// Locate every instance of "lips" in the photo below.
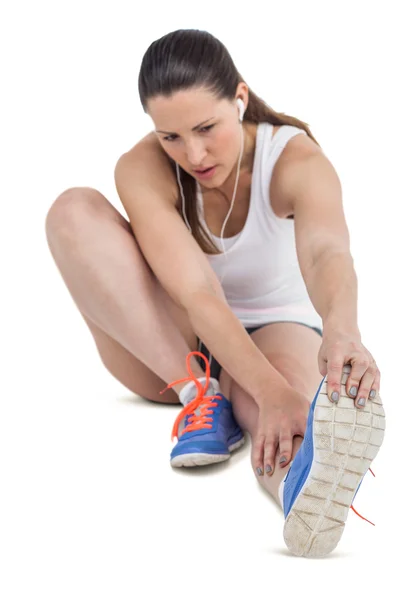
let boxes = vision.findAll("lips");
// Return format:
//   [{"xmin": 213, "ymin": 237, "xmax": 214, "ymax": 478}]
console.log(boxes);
[{"xmin": 194, "ymin": 166, "xmax": 215, "ymax": 173}]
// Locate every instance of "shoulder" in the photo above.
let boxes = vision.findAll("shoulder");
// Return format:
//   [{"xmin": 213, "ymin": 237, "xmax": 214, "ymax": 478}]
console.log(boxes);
[
  {"xmin": 119, "ymin": 132, "xmax": 179, "ymax": 208},
  {"xmin": 269, "ymin": 126, "xmax": 322, "ymax": 218},
  {"xmin": 123, "ymin": 130, "xmax": 173, "ymax": 170}
]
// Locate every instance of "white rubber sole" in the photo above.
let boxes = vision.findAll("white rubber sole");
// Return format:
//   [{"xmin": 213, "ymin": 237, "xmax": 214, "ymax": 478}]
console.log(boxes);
[
  {"xmin": 170, "ymin": 436, "xmax": 245, "ymax": 468},
  {"xmin": 283, "ymin": 365, "xmax": 385, "ymax": 558}
]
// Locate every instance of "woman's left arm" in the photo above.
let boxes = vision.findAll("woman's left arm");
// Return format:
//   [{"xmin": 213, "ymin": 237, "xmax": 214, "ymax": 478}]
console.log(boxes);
[
  {"xmin": 304, "ymin": 248, "xmax": 380, "ymax": 407},
  {"xmin": 277, "ymin": 139, "xmax": 380, "ymax": 407}
]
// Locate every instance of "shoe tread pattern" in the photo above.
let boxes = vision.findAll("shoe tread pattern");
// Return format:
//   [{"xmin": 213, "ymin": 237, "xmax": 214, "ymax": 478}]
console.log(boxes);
[{"xmin": 283, "ymin": 367, "xmax": 385, "ymax": 557}]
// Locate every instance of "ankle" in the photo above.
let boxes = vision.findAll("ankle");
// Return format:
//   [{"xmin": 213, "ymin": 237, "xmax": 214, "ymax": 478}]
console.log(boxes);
[{"xmin": 178, "ymin": 377, "xmax": 221, "ymax": 406}]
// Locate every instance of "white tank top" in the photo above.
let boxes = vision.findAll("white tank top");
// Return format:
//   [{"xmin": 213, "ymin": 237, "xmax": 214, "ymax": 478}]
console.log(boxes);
[{"xmin": 195, "ymin": 121, "xmax": 323, "ymax": 330}]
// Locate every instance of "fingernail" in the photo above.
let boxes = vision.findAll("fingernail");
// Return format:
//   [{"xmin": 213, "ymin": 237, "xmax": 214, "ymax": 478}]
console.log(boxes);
[
  {"xmin": 331, "ymin": 391, "xmax": 339, "ymax": 403},
  {"xmin": 358, "ymin": 397, "xmax": 366, "ymax": 407},
  {"xmin": 349, "ymin": 386, "xmax": 358, "ymax": 397},
  {"xmin": 256, "ymin": 467, "xmax": 263, "ymax": 476},
  {"xmin": 369, "ymin": 390, "xmax": 376, "ymax": 399},
  {"xmin": 279, "ymin": 456, "xmax": 286, "ymax": 464},
  {"xmin": 265, "ymin": 465, "xmax": 272, "ymax": 473}
]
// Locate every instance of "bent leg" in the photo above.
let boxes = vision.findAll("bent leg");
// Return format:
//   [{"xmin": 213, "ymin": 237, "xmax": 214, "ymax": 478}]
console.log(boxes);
[{"xmin": 45, "ymin": 186, "xmax": 205, "ymax": 403}]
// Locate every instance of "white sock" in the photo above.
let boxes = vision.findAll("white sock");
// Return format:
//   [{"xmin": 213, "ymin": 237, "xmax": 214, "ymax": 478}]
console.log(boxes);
[{"xmin": 178, "ymin": 377, "xmax": 221, "ymax": 406}]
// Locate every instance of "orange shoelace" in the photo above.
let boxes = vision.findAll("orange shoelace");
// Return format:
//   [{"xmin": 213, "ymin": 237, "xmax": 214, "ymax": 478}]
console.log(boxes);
[
  {"xmin": 159, "ymin": 351, "xmax": 221, "ymax": 441},
  {"xmin": 351, "ymin": 468, "xmax": 376, "ymax": 526},
  {"xmin": 160, "ymin": 350, "xmax": 376, "ymax": 525}
]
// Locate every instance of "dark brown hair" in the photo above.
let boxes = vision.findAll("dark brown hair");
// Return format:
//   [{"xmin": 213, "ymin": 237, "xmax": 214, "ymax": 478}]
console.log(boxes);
[{"xmin": 138, "ymin": 29, "xmax": 320, "ymax": 255}]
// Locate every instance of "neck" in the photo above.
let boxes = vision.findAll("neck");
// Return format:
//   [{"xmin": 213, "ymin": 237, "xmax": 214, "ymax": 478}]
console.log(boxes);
[
  {"xmin": 240, "ymin": 122, "xmax": 258, "ymax": 173},
  {"xmin": 214, "ymin": 122, "xmax": 257, "ymax": 201}
]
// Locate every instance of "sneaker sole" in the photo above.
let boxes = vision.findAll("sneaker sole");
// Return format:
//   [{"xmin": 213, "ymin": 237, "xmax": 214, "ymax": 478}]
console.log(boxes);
[
  {"xmin": 283, "ymin": 365, "xmax": 385, "ymax": 558},
  {"xmin": 170, "ymin": 436, "xmax": 245, "ymax": 468}
]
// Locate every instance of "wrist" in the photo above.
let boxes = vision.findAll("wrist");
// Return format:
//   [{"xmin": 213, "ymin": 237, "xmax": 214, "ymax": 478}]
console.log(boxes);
[
  {"xmin": 248, "ymin": 361, "xmax": 291, "ymax": 406},
  {"xmin": 323, "ymin": 315, "xmax": 361, "ymax": 338}
]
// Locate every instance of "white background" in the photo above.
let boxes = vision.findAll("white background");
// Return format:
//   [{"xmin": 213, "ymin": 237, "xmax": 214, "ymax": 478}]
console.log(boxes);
[{"xmin": 1, "ymin": 0, "xmax": 398, "ymax": 598}]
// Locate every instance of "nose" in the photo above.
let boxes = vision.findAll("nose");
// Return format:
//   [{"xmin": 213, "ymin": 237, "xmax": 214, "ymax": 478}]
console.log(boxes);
[{"xmin": 185, "ymin": 138, "xmax": 207, "ymax": 168}]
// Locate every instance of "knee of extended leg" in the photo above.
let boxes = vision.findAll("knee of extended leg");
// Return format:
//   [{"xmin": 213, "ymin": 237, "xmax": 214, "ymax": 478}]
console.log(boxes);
[{"xmin": 45, "ymin": 187, "xmax": 106, "ymax": 237}]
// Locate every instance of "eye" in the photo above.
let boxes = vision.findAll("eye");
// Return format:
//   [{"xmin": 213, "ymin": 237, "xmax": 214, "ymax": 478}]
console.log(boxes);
[
  {"xmin": 199, "ymin": 124, "xmax": 215, "ymax": 133},
  {"xmin": 163, "ymin": 134, "xmax": 177, "ymax": 142},
  {"xmin": 163, "ymin": 124, "xmax": 215, "ymax": 142}
]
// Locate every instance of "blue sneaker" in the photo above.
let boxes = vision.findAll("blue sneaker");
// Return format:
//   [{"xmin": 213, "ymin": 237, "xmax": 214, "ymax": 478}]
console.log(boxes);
[
  {"xmin": 281, "ymin": 364, "xmax": 385, "ymax": 557},
  {"xmin": 159, "ymin": 351, "xmax": 245, "ymax": 467}
]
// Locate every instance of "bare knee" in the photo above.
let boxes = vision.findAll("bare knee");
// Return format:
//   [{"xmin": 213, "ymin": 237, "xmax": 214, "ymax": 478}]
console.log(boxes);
[
  {"xmin": 45, "ymin": 187, "xmax": 129, "ymax": 242},
  {"xmin": 45, "ymin": 187, "xmax": 101, "ymax": 239}
]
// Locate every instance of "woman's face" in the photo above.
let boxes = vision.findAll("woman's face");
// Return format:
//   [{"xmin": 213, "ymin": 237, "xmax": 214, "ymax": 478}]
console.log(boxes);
[{"xmin": 147, "ymin": 87, "xmax": 243, "ymax": 188}]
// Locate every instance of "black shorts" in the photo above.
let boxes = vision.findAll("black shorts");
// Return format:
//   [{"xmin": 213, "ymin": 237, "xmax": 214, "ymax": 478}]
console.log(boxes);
[{"xmin": 196, "ymin": 321, "xmax": 323, "ymax": 381}]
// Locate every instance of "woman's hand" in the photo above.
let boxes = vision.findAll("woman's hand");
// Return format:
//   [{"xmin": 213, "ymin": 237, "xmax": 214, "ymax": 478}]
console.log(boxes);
[
  {"xmin": 317, "ymin": 326, "xmax": 381, "ymax": 408},
  {"xmin": 252, "ymin": 383, "xmax": 312, "ymax": 476}
]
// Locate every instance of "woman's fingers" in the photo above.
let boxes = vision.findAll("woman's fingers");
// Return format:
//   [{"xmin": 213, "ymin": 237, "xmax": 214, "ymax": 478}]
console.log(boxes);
[
  {"xmin": 252, "ymin": 431, "xmax": 266, "ymax": 476},
  {"xmin": 263, "ymin": 430, "xmax": 278, "ymax": 476},
  {"xmin": 278, "ymin": 427, "xmax": 293, "ymax": 469}
]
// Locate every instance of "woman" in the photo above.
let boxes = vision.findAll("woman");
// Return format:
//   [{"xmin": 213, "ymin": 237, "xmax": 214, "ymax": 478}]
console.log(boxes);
[{"xmin": 45, "ymin": 28, "xmax": 385, "ymax": 557}]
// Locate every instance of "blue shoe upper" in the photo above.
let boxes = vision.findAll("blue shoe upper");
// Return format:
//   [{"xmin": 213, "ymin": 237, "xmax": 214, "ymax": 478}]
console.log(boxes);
[
  {"xmin": 171, "ymin": 393, "xmax": 243, "ymax": 459},
  {"xmin": 282, "ymin": 376, "xmax": 369, "ymax": 518},
  {"xmin": 282, "ymin": 376, "xmax": 325, "ymax": 518}
]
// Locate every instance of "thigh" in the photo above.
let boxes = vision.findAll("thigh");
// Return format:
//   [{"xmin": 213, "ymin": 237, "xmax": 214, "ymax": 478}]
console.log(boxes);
[{"xmin": 219, "ymin": 322, "xmax": 323, "ymax": 401}]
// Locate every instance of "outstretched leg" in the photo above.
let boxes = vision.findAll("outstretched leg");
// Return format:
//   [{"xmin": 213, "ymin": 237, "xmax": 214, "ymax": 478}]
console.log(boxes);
[{"xmin": 218, "ymin": 321, "xmax": 323, "ymax": 507}]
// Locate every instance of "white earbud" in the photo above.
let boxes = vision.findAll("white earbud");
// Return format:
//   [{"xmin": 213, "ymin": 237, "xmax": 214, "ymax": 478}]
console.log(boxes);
[{"xmin": 236, "ymin": 98, "xmax": 245, "ymax": 122}]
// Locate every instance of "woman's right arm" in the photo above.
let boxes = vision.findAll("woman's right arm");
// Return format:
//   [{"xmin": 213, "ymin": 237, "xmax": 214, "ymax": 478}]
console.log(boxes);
[{"xmin": 114, "ymin": 145, "xmax": 289, "ymax": 404}]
